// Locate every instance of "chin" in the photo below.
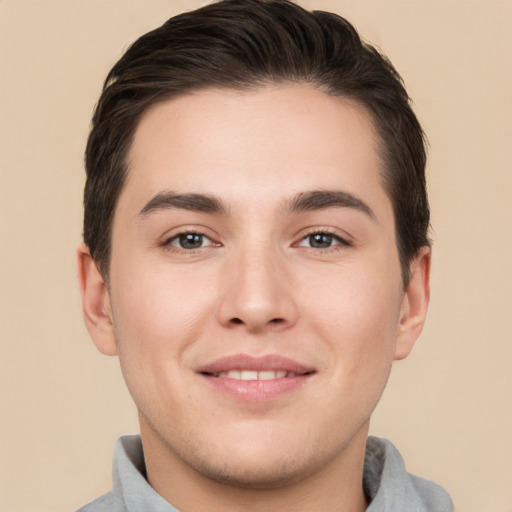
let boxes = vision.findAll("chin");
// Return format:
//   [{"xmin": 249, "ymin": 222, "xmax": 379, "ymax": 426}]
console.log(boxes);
[
  {"xmin": 191, "ymin": 451, "xmax": 316, "ymax": 490},
  {"xmin": 180, "ymin": 424, "xmax": 353, "ymax": 491}
]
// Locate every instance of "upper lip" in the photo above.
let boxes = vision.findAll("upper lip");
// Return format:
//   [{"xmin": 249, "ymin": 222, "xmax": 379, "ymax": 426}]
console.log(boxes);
[{"xmin": 198, "ymin": 354, "xmax": 315, "ymax": 376}]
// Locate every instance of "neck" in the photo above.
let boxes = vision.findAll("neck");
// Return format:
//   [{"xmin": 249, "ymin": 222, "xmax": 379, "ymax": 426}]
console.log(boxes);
[{"xmin": 140, "ymin": 416, "xmax": 369, "ymax": 512}]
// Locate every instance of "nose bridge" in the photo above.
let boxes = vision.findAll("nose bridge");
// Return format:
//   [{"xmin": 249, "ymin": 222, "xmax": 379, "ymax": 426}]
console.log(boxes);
[{"xmin": 217, "ymin": 236, "xmax": 298, "ymax": 331}]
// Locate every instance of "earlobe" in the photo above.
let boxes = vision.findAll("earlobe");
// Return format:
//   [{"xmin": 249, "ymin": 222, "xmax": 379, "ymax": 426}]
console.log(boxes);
[
  {"xmin": 394, "ymin": 246, "xmax": 431, "ymax": 361},
  {"xmin": 77, "ymin": 244, "xmax": 118, "ymax": 356}
]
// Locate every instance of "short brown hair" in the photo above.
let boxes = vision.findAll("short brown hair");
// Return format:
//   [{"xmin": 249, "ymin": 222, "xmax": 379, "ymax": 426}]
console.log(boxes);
[{"xmin": 84, "ymin": 0, "xmax": 429, "ymax": 285}]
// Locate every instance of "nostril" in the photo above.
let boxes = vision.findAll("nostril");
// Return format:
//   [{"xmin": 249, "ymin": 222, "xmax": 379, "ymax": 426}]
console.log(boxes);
[{"xmin": 228, "ymin": 317, "xmax": 284, "ymax": 326}]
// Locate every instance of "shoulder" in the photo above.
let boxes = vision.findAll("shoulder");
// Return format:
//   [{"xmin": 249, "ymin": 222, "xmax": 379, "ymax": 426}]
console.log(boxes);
[
  {"xmin": 408, "ymin": 473, "xmax": 455, "ymax": 512},
  {"xmin": 365, "ymin": 436, "xmax": 454, "ymax": 512},
  {"xmin": 76, "ymin": 491, "xmax": 125, "ymax": 512}
]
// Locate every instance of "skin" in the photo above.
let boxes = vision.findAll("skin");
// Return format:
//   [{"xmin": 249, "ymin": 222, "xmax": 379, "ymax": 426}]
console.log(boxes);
[{"xmin": 78, "ymin": 85, "xmax": 430, "ymax": 512}]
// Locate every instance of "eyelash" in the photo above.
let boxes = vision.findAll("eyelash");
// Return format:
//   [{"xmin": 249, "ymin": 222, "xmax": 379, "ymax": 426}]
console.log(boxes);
[
  {"xmin": 160, "ymin": 228, "xmax": 352, "ymax": 254},
  {"xmin": 161, "ymin": 230, "xmax": 218, "ymax": 253},
  {"xmin": 296, "ymin": 228, "xmax": 351, "ymax": 252}
]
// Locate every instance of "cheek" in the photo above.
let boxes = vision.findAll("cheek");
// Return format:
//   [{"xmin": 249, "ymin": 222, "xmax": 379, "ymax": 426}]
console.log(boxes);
[
  {"xmin": 112, "ymin": 261, "xmax": 216, "ymax": 340},
  {"xmin": 109, "ymin": 266, "xmax": 217, "ymax": 391},
  {"xmin": 305, "ymin": 265, "xmax": 402, "ymax": 379}
]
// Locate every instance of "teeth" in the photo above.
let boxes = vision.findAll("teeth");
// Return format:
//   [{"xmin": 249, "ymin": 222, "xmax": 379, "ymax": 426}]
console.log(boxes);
[
  {"xmin": 216, "ymin": 370, "xmax": 291, "ymax": 380},
  {"xmin": 241, "ymin": 370, "xmax": 258, "ymax": 380},
  {"xmin": 258, "ymin": 371, "xmax": 277, "ymax": 380}
]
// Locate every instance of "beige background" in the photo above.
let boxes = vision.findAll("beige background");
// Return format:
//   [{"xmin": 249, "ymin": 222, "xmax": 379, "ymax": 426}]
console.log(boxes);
[{"xmin": 1, "ymin": 1, "xmax": 511, "ymax": 511}]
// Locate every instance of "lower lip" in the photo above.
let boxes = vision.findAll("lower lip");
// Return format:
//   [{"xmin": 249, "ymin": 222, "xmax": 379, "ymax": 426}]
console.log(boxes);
[{"xmin": 200, "ymin": 374, "xmax": 312, "ymax": 402}]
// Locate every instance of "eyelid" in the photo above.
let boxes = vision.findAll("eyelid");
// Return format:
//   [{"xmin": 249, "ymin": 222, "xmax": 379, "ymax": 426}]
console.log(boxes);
[
  {"xmin": 169, "ymin": 233, "xmax": 213, "ymax": 248},
  {"xmin": 158, "ymin": 225, "xmax": 352, "ymax": 253},
  {"xmin": 159, "ymin": 226, "xmax": 222, "ymax": 252},
  {"xmin": 295, "ymin": 226, "xmax": 352, "ymax": 244}
]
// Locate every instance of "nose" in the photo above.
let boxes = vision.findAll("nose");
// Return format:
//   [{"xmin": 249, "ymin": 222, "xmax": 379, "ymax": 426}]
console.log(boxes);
[{"xmin": 217, "ymin": 243, "xmax": 299, "ymax": 333}]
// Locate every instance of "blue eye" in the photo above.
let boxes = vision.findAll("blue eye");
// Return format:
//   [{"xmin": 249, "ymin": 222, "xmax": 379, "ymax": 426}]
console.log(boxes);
[
  {"xmin": 169, "ymin": 233, "xmax": 213, "ymax": 250},
  {"xmin": 298, "ymin": 232, "xmax": 348, "ymax": 249}
]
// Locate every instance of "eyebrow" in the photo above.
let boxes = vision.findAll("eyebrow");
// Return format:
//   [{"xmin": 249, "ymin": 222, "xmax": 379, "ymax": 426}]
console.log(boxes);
[
  {"xmin": 287, "ymin": 190, "xmax": 375, "ymax": 219},
  {"xmin": 138, "ymin": 192, "xmax": 228, "ymax": 217},
  {"xmin": 138, "ymin": 189, "xmax": 375, "ymax": 220}
]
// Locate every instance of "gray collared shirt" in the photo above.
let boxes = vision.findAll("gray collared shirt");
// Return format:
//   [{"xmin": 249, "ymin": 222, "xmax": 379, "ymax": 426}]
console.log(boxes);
[{"xmin": 77, "ymin": 435, "xmax": 453, "ymax": 511}]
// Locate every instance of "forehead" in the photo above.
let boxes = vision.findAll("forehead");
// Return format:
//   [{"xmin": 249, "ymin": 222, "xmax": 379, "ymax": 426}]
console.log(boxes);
[{"xmin": 121, "ymin": 85, "xmax": 390, "ymax": 219}]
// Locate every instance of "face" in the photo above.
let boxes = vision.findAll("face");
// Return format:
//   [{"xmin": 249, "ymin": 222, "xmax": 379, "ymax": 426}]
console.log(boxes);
[{"xmin": 80, "ymin": 85, "xmax": 429, "ymax": 491}]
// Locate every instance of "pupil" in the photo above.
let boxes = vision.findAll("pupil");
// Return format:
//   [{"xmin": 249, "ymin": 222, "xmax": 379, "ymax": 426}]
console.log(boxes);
[
  {"xmin": 310, "ymin": 233, "xmax": 332, "ymax": 248},
  {"xmin": 180, "ymin": 233, "xmax": 203, "ymax": 249}
]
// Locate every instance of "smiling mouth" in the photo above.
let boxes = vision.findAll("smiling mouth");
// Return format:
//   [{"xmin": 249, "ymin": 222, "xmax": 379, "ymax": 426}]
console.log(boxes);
[
  {"xmin": 198, "ymin": 354, "xmax": 316, "ymax": 402},
  {"xmin": 199, "ymin": 356, "xmax": 315, "ymax": 401},
  {"xmin": 203, "ymin": 370, "xmax": 310, "ymax": 380}
]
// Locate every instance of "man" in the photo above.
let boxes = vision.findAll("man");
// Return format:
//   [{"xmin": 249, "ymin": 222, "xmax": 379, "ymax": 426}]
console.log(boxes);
[{"xmin": 77, "ymin": 0, "xmax": 453, "ymax": 510}]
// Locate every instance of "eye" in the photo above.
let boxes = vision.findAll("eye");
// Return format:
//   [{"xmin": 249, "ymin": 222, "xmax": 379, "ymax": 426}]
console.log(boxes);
[
  {"xmin": 297, "ymin": 232, "xmax": 349, "ymax": 249},
  {"xmin": 167, "ymin": 232, "xmax": 213, "ymax": 250}
]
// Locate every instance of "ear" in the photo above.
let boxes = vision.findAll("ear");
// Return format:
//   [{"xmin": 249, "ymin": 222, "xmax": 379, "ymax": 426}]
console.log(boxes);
[
  {"xmin": 77, "ymin": 243, "xmax": 117, "ymax": 356},
  {"xmin": 394, "ymin": 246, "xmax": 431, "ymax": 361}
]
